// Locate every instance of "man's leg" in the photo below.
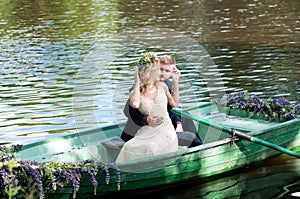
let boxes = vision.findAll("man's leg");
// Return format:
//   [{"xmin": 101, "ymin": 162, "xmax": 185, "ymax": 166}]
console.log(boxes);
[
  {"xmin": 176, "ymin": 131, "xmax": 202, "ymax": 148},
  {"xmin": 181, "ymin": 117, "xmax": 203, "ymax": 142}
]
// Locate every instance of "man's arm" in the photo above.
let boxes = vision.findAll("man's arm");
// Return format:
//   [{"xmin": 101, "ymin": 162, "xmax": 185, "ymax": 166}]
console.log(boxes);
[
  {"xmin": 124, "ymin": 99, "xmax": 147, "ymax": 126},
  {"xmin": 167, "ymin": 104, "xmax": 181, "ymax": 125}
]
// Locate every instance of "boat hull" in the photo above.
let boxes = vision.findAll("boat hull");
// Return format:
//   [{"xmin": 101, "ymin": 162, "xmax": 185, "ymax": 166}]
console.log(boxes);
[{"xmin": 14, "ymin": 103, "xmax": 300, "ymax": 198}]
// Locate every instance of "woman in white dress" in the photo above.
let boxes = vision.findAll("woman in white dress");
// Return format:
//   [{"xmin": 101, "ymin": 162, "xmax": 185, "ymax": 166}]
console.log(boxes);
[{"xmin": 116, "ymin": 52, "xmax": 180, "ymax": 163}]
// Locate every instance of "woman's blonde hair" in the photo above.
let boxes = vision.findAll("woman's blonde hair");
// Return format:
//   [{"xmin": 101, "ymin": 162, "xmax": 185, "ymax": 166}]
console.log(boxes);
[{"xmin": 139, "ymin": 58, "xmax": 160, "ymax": 94}]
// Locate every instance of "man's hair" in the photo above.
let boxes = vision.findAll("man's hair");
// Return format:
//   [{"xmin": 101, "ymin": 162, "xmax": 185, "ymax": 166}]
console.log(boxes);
[{"xmin": 160, "ymin": 55, "xmax": 176, "ymax": 65}]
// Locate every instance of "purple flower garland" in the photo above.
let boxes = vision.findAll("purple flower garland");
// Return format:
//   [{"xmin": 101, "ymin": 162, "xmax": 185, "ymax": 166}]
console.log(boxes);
[
  {"xmin": 215, "ymin": 91, "xmax": 300, "ymax": 121},
  {"xmin": 0, "ymin": 145, "xmax": 121, "ymax": 199}
]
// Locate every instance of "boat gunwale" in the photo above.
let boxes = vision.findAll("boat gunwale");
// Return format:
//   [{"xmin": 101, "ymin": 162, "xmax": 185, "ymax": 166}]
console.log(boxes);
[
  {"xmin": 15, "ymin": 114, "xmax": 299, "ymax": 166},
  {"xmin": 15, "ymin": 123, "xmax": 125, "ymax": 151}
]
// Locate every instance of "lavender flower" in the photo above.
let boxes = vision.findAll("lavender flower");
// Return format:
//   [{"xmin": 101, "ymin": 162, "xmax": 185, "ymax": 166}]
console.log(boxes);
[
  {"xmin": 0, "ymin": 145, "xmax": 122, "ymax": 198},
  {"xmin": 215, "ymin": 91, "xmax": 299, "ymax": 121},
  {"xmin": 101, "ymin": 166, "xmax": 110, "ymax": 184},
  {"xmin": 107, "ymin": 163, "xmax": 121, "ymax": 191}
]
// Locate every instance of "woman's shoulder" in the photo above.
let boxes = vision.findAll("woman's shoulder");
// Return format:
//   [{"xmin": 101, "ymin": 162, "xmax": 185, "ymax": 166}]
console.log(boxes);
[
  {"xmin": 158, "ymin": 81, "xmax": 167, "ymax": 87},
  {"xmin": 158, "ymin": 82, "xmax": 167, "ymax": 89},
  {"xmin": 158, "ymin": 82, "xmax": 169, "ymax": 93}
]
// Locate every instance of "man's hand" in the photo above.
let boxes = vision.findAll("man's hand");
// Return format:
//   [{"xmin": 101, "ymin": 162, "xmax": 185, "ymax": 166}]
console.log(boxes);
[{"xmin": 147, "ymin": 115, "xmax": 164, "ymax": 127}]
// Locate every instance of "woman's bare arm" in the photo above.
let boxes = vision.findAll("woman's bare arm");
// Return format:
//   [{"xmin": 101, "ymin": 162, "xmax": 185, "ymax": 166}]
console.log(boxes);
[
  {"xmin": 162, "ymin": 83, "xmax": 178, "ymax": 107},
  {"xmin": 129, "ymin": 67, "xmax": 141, "ymax": 108},
  {"xmin": 171, "ymin": 66, "xmax": 180, "ymax": 106}
]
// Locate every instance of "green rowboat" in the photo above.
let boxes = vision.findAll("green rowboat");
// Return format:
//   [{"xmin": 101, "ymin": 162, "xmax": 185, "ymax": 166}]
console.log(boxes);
[{"xmin": 14, "ymin": 102, "xmax": 300, "ymax": 198}]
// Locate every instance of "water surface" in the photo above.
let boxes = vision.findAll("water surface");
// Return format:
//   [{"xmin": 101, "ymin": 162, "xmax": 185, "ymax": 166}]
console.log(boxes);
[{"xmin": 0, "ymin": 0, "xmax": 299, "ymax": 197}]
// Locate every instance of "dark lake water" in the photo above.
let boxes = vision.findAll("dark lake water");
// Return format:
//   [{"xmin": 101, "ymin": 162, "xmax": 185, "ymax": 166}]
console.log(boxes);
[{"xmin": 1, "ymin": 0, "xmax": 299, "ymax": 198}]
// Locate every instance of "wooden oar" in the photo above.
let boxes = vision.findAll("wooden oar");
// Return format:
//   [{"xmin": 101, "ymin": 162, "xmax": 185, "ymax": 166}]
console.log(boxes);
[{"xmin": 173, "ymin": 108, "xmax": 300, "ymax": 158}]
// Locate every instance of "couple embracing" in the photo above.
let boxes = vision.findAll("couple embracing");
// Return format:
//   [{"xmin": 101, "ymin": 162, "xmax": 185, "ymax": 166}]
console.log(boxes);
[{"xmin": 116, "ymin": 52, "xmax": 202, "ymax": 163}]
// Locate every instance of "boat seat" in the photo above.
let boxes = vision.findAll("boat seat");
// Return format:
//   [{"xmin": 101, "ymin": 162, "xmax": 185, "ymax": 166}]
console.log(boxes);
[{"xmin": 101, "ymin": 137, "xmax": 125, "ymax": 150}]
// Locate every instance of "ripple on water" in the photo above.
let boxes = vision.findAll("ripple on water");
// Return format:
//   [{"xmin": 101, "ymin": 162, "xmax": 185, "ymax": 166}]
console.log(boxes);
[{"xmin": 0, "ymin": 0, "xmax": 299, "ymax": 145}]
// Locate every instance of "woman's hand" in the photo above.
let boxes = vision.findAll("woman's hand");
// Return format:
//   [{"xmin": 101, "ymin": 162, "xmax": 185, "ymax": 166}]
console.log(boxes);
[
  {"xmin": 172, "ymin": 66, "xmax": 180, "ymax": 82},
  {"xmin": 175, "ymin": 123, "xmax": 183, "ymax": 132}
]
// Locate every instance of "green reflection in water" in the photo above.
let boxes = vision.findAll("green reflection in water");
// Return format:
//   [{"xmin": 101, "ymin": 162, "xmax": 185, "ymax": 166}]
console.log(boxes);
[{"xmin": 0, "ymin": 0, "xmax": 120, "ymax": 39}]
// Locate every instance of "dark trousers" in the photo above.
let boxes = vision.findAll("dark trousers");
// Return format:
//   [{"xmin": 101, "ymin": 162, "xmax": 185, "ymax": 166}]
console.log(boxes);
[{"xmin": 177, "ymin": 131, "xmax": 202, "ymax": 147}]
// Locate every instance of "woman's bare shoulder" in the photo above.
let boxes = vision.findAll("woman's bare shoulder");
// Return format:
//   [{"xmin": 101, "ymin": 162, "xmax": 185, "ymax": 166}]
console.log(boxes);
[
  {"xmin": 158, "ymin": 81, "xmax": 167, "ymax": 88},
  {"xmin": 158, "ymin": 82, "xmax": 169, "ymax": 94}
]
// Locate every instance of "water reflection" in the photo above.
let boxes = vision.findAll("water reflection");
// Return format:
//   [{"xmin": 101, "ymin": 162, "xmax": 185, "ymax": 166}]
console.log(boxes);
[
  {"xmin": 208, "ymin": 44, "xmax": 300, "ymax": 102},
  {"xmin": 72, "ymin": 27, "xmax": 223, "ymax": 131},
  {"xmin": 0, "ymin": 0, "xmax": 299, "ymax": 198},
  {"xmin": 0, "ymin": 0, "xmax": 121, "ymax": 144},
  {"xmin": 0, "ymin": 0, "xmax": 299, "ymax": 145}
]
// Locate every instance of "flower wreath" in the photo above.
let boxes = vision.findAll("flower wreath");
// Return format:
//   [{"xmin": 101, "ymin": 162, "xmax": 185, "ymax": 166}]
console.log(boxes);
[{"xmin": 137, "ymin": 51, "xmax": 158, "ymax": 71}]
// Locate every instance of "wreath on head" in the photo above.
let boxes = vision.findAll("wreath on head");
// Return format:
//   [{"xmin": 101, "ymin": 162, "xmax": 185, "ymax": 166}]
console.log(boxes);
[{"xmin": 137, "ymin": 51, "xmax": 158, "ymax": 70}]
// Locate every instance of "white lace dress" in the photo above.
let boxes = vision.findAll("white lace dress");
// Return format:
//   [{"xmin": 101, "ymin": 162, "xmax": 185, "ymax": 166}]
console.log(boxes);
[{"xmin": 116, "ymin": 84, "xmax": 178, "ymax": 163}]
